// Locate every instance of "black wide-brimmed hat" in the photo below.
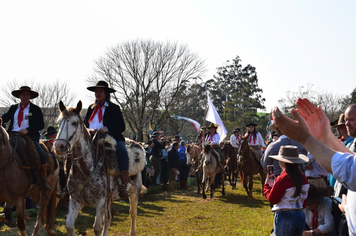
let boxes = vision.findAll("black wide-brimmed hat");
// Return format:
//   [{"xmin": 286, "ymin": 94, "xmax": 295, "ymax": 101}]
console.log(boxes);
[
  {"xmin": 12, "ymin": 86, "xmax": 39, "ymax": 99},
  {"xmin": 233, "ymin": 128, "xmax": 241, "ymax": 133},
  {"xmin": 199, "ymin": 126, "xmax": 207, "ymax": 132},
  {"xmin": 43, "ymin": 126, "xmax": 58, "ymax": 137},
  {"xmin": 87, "ymin": 81, "xmax": 116, "ymax": 93},
  {"xmin": 246, "ymin": 122, "xmax": 258, "ymax": 127},
  {"xmin": 307, "ymin": 185, "xmax": 327, "ymax": 206}
]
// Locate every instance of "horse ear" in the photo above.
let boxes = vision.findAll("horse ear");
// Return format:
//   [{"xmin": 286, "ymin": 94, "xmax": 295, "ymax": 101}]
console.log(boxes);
[
  {"xmin": 73, "ymin": 101, "xmax": 82, "ymax": 114},
  {"xmin": 59, "ymin": 100, "xmax": 66, "ymax": 112}
]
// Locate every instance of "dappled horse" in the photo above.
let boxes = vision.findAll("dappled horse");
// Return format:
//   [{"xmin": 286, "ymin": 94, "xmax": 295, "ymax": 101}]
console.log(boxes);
[
  {"xmin": 223, "ymin": 141, "xmax": 239, "ymax": 189},
  {"xmin": 186, "ymin": 144, "xmax": 202, "ymax": 194},
  {"xmin": 238, "ymin": 135, "xmax": 266, "ymax": 198},
  {"xmin": 54, "ymin": 101, "xmax": 146, "ymax": 236},
  {"xmin": 201, "ymin": 143, "xmax": 225, "ymax": 199},
  {"xmin": 0, "ymin": 118, "xmax": 59, "ymax": 236}
]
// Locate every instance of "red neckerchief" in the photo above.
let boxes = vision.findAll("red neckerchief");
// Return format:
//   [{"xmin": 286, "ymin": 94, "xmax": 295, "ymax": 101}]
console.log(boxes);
[
  {"xmin": 18, "ymin": 102, "xmax": 29, "ymax": 127},
  {"xmin": 88, "ymin": 103, "xmax": 103, "ymax": 124},
  {"xmin": 249, "ymin": 132, "xmax": 256, "ymax": 144},
  {"xmin": 311, "ymin": 209, "xmax": 318, "ymax": 229},
  {"xmin": 208, "ymin": 133, "xmax": 215, "ymax": 141}
]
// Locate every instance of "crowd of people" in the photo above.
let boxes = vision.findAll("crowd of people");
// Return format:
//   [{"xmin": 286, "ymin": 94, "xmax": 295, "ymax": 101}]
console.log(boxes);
[{"xmin": 1, "ymin": 82, "xmax": 356, "ymax": 236}]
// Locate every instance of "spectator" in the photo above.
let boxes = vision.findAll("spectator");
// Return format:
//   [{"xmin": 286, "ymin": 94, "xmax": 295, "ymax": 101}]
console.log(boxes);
[
  {"xmin": 168, "ymin": 142, "xmax": 180, "ymax": 192},
  {"xmin": 303, "ymin": 185, "xmax": 336, "ymax": 236},
  {"xmin": 264, "ymin": 145, "xmax": 309, "ymax": 236},
  {"xmin": 178, "ymin": 141, "xmax": 189, "ymax": 189}
]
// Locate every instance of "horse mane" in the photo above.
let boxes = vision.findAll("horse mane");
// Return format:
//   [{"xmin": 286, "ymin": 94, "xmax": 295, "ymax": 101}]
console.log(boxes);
[{"xmin": 204, "ymin": 144, "xmax": 212, "ymax": 154}]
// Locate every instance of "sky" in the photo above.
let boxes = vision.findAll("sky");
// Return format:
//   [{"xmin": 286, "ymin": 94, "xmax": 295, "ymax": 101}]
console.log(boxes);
[{"xmin": 1, "ymin": 0, "xmax": 355, "ymax": 112}]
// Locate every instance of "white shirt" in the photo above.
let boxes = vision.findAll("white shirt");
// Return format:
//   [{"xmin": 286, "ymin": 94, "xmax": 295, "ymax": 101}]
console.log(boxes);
[
  {"xmin": 205, "ymin": 132, "xmax": 220, "ymax": 145},
  {"xmin": 12, "ymin": 103, "xmax": 30, "ymax": 131},
  {"xmin": 88, "ymin": 101, "xmax": 108, "ymax": 130},
  {"xmin": 230, "ymin": 134, "xmax": 241, "ymax": 148},
  {"xmin": 246, "ymin": 132, "xmax": 266, "ymax": 148}
]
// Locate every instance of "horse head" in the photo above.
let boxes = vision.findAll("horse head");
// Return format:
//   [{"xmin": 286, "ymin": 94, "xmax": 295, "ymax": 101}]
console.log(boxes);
[
  {"xmin": 238, "ymin": 135, "xmax": 251, "ymax": 162},
  {"xmin": 202, "ymin": 142, "xmax": 213, "ymax": 165},
  {"xmin": 54, "ymin": 100, "xmax": 85, "ymax": 155}
]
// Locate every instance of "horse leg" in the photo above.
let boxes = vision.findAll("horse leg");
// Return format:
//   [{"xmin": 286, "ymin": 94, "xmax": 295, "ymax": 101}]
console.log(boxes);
[
  {"xmin": 248, "ymin": 174, "xmax": 254, "ymax": 198},
  {"xmin": 66, "ymin": 200, "xmax": 83, "ymax": 236},
  {"xmin": 210, "ymin": 174, "xmax": 215, "ymax": 198},
  {"xmin": 93, "ymin": 202, "xmax": 106, "ymax": 236},
  {"xmin": 32, "ymin": 190, "xmax": 50, "ymax": 236},
  {"xmin": 221, "ymin": 172, "xmax": 225, "ymax": 197},
  {"xmin": 128, "ymin": 173, "xmax": 142, "ymax": 236},
  {"xmin": 260, "ymin": 169, "xmax": 266, "ymax": 196},
  {"xmin": 195, "ymin": 172, "xmax": 200, "ymax": 194},
  {"xmin": 201, "ymin": 172, "xmax": 207, "ymax": 199},
  {"xmin": 14, "ymin": 199, "xmax": 27, "ymax": 236}
]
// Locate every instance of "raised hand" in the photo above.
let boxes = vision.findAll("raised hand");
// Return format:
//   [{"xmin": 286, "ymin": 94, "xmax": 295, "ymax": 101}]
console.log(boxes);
[
  {"xmin": 295, "ymin": 98, "xmax": 333, "ymax": 142},
  {"xmin": 272, "ymin": 106, "xmax": 311, "ymax": 145}
]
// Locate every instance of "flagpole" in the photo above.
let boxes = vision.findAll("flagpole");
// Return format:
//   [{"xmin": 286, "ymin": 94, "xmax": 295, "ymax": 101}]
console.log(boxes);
[{"xmin": 204, "ymin": 82, "xmax": 208, "ymax": 128}]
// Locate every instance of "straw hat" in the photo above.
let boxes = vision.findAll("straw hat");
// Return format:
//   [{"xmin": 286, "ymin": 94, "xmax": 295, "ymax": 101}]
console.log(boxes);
[
  {"xmin": 12, "ymin": 86, "xmax": 39, "ymax": 99},
  {"xmin": 332, "ymin": 114, "xmax": 345, "ymax": 127},
  {"xmin": 269, "ymin": 123, "xmax": 277, "ymax": 132},
  {"xmin": 87, "ymin": 81, "xmax": 116, "ymax": 93},
  {"xmin": 269, "ymin": 145, "xmax": 308, "ymax": 164}
]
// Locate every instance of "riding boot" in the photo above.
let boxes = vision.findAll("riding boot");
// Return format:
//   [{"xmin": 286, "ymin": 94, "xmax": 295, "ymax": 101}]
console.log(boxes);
[
  {"xmin": 40, "ymin": 164, "xmax": 52, "ymax": 191},
  {"xmin": 4, "ymin": 208, "xmax": 15, "ymax": 224},
  {"xmin": 119, "ymin": 170, "xmax": 129, "ymax": 200},
  {"xmin": 169, "ymin": 181, "xmax": 174, "ymax": 192}
]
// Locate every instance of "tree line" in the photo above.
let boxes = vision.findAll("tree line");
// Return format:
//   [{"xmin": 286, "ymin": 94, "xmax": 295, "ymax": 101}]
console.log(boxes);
[{"xmin": 0, "ymin": 39, "xmax": 354, "ymax": 142}]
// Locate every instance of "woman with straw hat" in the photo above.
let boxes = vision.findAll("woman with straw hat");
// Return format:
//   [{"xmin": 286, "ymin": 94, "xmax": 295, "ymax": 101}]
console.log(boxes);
[
  {"xmin": 84, "ymin": 81, "xmax": 129, "ymax": 199},
  {"xmin": 263, "ymin": 145, "xmax": 310, "ymax": 236},
  {"xmin": 245, "ymin": 122, "xmax": 265, "ymax": 161}
]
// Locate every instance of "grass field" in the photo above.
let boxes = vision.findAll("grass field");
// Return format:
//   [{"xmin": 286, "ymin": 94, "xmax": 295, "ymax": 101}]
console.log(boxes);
[{"xmin": 0, "ymin": 176, "xmax": 274, "ymax": 235}]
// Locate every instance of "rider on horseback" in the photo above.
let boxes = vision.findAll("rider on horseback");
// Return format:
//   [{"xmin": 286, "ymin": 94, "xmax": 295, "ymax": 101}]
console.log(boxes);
[
  {"xmin": 1, "ymin": 86, "xmax": 51, "ymax": 190},
  {"xmin": 195, "ymin": 123, "xmax": 225, "ymax": 172},
  {"xmin": 84, "ymin": 81, "xmax": 130, "ymax": 200}
]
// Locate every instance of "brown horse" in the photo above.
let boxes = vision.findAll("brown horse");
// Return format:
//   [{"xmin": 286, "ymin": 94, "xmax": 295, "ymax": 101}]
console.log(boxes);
[
  {"xmin": 186, "ymin": 144, "xmax": 202, "ymax": 194},
  {"xmin": 223, "ymin": 141, "xmax": 239, "ymax": 189},
  {"xmin": 0, "ymin": 118, "xmax": 59, "ymax": 236},
  {"xmin": 238, "ymin": 135, "xmax": 266, "ymax": 198},
  {"xmin": 54, "ymin": 101, "xmax": 146, "ymax": 236}
]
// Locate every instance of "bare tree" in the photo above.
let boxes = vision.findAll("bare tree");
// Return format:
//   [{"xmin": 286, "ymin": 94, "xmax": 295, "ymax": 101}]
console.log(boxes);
[
  {"xmin": 89, "ymin": 39, "xmax": 206, "ymax": 141},
  {"xmin": 278, "ymin": 84, "xmax": 346, "ymax": 121},
  {"xmin": 0, "ymin": 80, "xmax": 76, "ymax": 129}
]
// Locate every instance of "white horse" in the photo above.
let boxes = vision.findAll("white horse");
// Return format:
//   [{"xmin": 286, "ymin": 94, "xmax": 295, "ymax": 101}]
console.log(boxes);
[
  {"xmin": 201, "ymin": 142, "xmax": 225, "ymax": 199},
  {"xmin": 54, "ymin": 101, "xmax": 145, "ymax": 236}
]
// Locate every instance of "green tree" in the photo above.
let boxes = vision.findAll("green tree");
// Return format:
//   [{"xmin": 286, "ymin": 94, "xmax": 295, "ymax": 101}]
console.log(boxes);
[{"xmin": 209, "ymin": 56, "xmax": 265, "ymax": 134}]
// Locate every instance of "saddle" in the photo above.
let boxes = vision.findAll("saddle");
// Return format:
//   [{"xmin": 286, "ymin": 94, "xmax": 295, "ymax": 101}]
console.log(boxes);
[{"xmin": 9, "ymin": 133, "xmax": 56, "ymax": 175}]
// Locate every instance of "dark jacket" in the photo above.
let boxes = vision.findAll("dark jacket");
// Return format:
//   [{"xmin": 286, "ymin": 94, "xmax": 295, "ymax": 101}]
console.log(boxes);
[
  {"xmin": 1, "ymin": 102, "xmax": 44, "ymax": 141},
  {"xmin": 84, "ymin": 101, "xmax": 125, "ymax": 141},
  {"xmin": 152, "ymin": 138, "xmax": 165, "ymax": 158},
  {"xmin": 167, "ymin": 147, "xmax": 180, "ymax": 170}
]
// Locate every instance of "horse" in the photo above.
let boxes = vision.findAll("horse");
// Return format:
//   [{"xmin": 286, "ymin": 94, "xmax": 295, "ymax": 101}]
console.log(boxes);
[
  {"xmin": 222, "ymin": 141, "xmax": 239, "ymax": 189},
  {"xmin": 238, "ymin": 135, "xmax": 266, "ymax": 198},
  {"xmin": 201, "ymin": 143, "xmax": 225, "ymax": 199},
  {"xmin": 185, "ymin": 144, "xmax": 202, "ymax": 194},
  {"xmin": 54, "ymin": 101, "xmax": 146, "ymax": 236},
  {"xmin": 0, "ymin": 118, "xmax": 59, "ymax": 236}
]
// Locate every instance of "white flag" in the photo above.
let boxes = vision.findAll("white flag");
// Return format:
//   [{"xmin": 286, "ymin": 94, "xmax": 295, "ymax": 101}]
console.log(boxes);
[{"xmin": 205, "ymin": 92, "xmax": 228, "ymax": 143}]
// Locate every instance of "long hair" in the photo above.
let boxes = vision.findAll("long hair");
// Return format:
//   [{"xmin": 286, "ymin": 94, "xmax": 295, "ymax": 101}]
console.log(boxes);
[
  {"xmin": 285, "ymin": 163, "xmax": 304, "ymax": 198},
  {"xmin": 247, "ymin": 126, "xmax": 257, "ymax": 140},
  {"xmin": 91, "ymin": 91, "xmax": 111, "ymax": 109}
]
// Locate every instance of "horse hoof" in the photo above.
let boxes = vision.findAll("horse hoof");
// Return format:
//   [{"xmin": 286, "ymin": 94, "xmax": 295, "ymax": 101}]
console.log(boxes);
[{"xmin": 203, "ymin": 195, "xmax": 207, "ymax": 199}]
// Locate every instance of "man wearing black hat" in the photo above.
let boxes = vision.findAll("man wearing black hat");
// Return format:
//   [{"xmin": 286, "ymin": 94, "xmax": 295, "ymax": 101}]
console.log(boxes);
[
  {"xmin": 84, "ymin": 80, "xmax": 129, "ymax": 199},
  {"xmin": 1, "ymin": 86, "xmax": 51, "ymax": 190}
]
